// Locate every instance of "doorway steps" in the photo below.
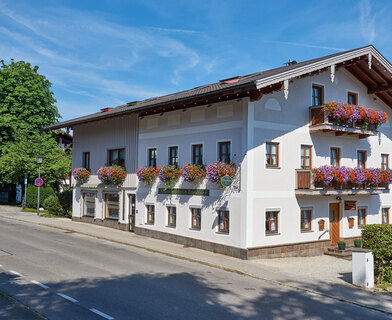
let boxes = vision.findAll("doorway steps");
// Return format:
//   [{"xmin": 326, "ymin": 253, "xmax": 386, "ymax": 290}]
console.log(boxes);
[{"xmin": 324, "ymin": 246, "xmax": 353, "ymax": 260}]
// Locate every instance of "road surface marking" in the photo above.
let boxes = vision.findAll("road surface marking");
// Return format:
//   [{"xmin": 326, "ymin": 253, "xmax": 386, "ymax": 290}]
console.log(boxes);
[
  {"xmin": 31, "ymin": 280, "xmax": 50, "ymax": 289},
  {"xmin": 90, "ymin": 308, "xmax": 114, "ymax": 320},
  {"xmin": 0, "ymin": 264, "xmax": 2, "ymax": 267},
  {"xmin": 9, "ymin": 270, "xmax": 23, "ymax": 277},
  {"xmin": 57, "ymin": 293, "xmax": 78, "ymax": 303}
]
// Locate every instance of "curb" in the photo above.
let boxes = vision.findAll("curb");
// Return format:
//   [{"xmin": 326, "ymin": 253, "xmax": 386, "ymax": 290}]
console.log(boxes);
[{"xmin": 2, "ymin": 214, "xmax": 392, "ymax": 316}]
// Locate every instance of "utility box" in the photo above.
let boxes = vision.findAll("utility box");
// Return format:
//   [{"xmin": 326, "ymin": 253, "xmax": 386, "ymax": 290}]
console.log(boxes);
[{"xmin": 352, "ymin": 250, "xmax": 374, "ymax": 288}]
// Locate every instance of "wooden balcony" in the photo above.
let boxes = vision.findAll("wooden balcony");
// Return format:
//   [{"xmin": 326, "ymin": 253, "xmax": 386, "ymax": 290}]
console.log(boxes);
[
  {"xmin": 295, "ymin": 169, "xmax": 389, "ymax": 196},
  {"xmin": 309, "ymin": 106, "xmax": 378, "ymax": 139}
]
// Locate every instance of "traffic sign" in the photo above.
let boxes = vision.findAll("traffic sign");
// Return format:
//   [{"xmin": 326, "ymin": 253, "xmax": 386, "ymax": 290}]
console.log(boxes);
[{"xmin": 34, "ymin": 178, "xmax": 43, "ymax": 187}]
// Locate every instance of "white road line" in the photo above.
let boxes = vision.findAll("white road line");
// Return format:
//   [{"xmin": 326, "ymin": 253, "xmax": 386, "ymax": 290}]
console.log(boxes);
[
  {"xmin": 89, "ymin": 308, "xmax": 114, "ymax": 320},
  {"xmin": 9, "ymin": 270, "xmax": 23, "ymax": 277},
  {"xmin": 57, "ymin": 293, "xmax": 78, "ymax": 303},
  {"xmin": 31, "ymin": 280, "xmax": 50, "ymax": 289},
  {"xmin": 0, "ymin": 264, "xmax": 2, "ymax": 267}
]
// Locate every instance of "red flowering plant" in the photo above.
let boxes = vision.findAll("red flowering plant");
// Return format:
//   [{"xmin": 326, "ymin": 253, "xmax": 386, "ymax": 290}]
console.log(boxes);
[
  {"xmin": 206, "ymin": 161, "xmax": 236, "ymax": 188},
  {"xmin": 379, "ymin": 169, "xmax": 392, "ymax": 185},
  {"xmin": 98, "ymin": 165, "xmax": 127, "ymax": 185},
  {"xmin": 364, "ymin": 168, "xmax": 380, "ymax": 188},
  {"xmin": 136, "ymin": 166, "xmax": 159, "ymax": 185},
  {"xmin": 72, "ymin": 168, "xmax": 90, "ymax": 184},
  {"xmin": 159, "ymin": 165, "xmax": 182, "ymax": 187},
  {"xmin": 322, "ymin": 102, "xmax": 388, "ymax": 130},
  {"xmin": 182, "ymin": 164, "xmax": 206, "ymax": 182}
]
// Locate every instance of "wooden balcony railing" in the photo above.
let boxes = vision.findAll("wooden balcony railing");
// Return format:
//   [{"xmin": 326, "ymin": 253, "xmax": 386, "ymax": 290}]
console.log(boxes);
[
  {"xmin": 295, "ymin": 169, "xmax": 389, "ymax": 196},
  {"xmin": 309, "ymin": 106, "xmax": 378, "ymax": 139}
]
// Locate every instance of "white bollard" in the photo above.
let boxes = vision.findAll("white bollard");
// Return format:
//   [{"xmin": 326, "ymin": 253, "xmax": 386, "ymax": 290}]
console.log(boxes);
[{"xmin": 352, "ymin": 250, "xmax": 374, "ymax": 288}]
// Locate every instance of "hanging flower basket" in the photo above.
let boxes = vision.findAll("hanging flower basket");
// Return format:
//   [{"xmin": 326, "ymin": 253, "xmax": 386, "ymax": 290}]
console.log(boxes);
[
  {"xmin": 136, "ymin": 166, "xmax": 159, "ymax": 185},
  {"xmin": 206, "ymin": 161, "xmax": 236, "ymax": 188},
  {"xmin": 98, "ymin": 165, "xmax": 127, "ymax": 185},
  {"xmin": 72, "ymin": 168, "xmax": 90, "ymax": 184},
  {"xmin": 182, "ymin": 164, "xmax": 206, "ymax": 182},
  {"xmin": 159, "ymin": 165, "xmax": 182, "ymax": 187}
]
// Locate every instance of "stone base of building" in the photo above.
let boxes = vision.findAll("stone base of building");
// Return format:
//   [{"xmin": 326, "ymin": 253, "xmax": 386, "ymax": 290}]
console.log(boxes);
[
  {"xmin": 134, "ymin": 227, "xmax": 332, "ymax": 259},
  {"xmin": 247, "ymin": 240, "xmax": 331, "ymax": 259},
  {"xmin": 72, "ymin": 216, "xmax": 129, "ymax": 231}
]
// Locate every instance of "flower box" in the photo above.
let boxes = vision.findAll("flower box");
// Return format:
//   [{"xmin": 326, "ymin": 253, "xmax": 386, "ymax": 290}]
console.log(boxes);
[
  {"xmin": 206, "ymin": 161, "xmax": 236, "ymax": 188},
  {"xmin": 182, "ymin": 164, "xmax": 206, "ymax": 183},
  {"xmin": 136, "ymin": 166, "xmax": 159, "ymax": 185},
  {"xmin": 159, "ymin": 165, "xmax": 182, "ymax": 187}
]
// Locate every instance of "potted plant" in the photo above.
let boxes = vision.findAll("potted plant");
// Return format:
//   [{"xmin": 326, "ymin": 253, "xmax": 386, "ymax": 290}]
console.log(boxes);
[
  {"xmin": 159, "ymin": 165, "xmax": 182, "ymax": 187},
  {"xmin": 206, "ymin": 161, "xmax": 236, "ymax": 188},
  {"xmin": 72, "ymin": 168, "xmax": 90, "ymax": 184},
  {"xmin": 337, "ymin": 240, "xmax": 346, "ymax": 250},
  {"xmin": 136, "ymin": 166, "xmax": 159, "ymax": 185},
  {"xmin": 354, "ymin": 238, "xmax": 362, "ymax": 248},
  {"xmin": 98, "ymin": 165, "xmax": 127, "ymax": 185},
  {"xmin": 182, "ymin": 164, "xmax": 206, "ymax": 183}
]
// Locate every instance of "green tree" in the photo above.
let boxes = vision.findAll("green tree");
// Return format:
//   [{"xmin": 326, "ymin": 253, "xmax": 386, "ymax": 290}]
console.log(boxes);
[
  {"xmin": 0, "ymin": 60, "xmax": 60, "ymax": 150},
  {"xmin": 0, "ymin": 133, "xmax": 71, "ymax": 191}
]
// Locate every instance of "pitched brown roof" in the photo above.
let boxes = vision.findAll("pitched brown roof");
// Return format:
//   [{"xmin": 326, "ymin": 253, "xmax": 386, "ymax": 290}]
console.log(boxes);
[{"xmin": 46, "ymin": 45, "xmax": 392, "ymax": 130}]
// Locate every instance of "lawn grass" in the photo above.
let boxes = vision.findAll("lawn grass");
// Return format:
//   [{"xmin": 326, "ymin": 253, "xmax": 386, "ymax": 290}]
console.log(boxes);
[{"xmin": 22, "ymin": 207, "xmax": 48, "ymax": 214}]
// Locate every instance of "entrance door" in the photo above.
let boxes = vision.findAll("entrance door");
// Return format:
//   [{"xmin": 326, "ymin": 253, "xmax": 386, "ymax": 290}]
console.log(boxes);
[
  {"xmin": 329, "ymin": 203, "xmax": 340, "ymax": 246},
  {"xmin": 129, "ymin": 194, "xmax": 136, "ymax": 232}
]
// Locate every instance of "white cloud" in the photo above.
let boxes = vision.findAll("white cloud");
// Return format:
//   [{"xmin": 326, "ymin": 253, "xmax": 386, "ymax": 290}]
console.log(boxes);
[{"xmin": 360, "ymin": 0, "xmax": 376, "ymax": 43}]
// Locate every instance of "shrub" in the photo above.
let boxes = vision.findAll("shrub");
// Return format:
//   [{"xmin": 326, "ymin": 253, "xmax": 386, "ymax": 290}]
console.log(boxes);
[
  {"xmin": 43, "ymin": 195, "xmax": 62, "ymax": 216},
  {"xmin": 26, "ymin": 185, "xmax": 55, "ymax": 209},
  {"xmin": 362, "ymin": 224, "xmax": 392, "ymax": 283},
  {"xmin": 58, "ymin": 189, "xmax": 72, "ymax": 215},
  {"xmin": 136, "ymin": 166, "xmax": 159, "ymax": 185}
]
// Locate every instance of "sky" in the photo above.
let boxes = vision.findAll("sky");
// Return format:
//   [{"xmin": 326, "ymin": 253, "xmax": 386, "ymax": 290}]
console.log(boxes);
[{"xmin": 1, "ymin": 0, "xmax": 392, "ymax": 121}]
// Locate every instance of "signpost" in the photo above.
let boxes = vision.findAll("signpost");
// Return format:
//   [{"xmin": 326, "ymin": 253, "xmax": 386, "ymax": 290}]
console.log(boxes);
[
  {"xmin": 36, "ymin": 155, "xmax": 43, "ymax": 216},
  {"xmin": 23, "ymin": 174, "xmax": 28, "ymax": 208}
]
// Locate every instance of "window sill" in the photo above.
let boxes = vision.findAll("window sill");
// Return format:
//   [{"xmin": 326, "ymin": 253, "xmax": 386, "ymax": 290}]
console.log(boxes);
[
  {"xmin": 145, "ymin": 222, "xmax": 154, "ymax": 225},
  {"xmin": 216, "ymin": 231, "xmax": 229, "ymax": 235},
  {"xmin": 189, "ymin": 227, "xmax": 201, "ymax": 231},
  {"xmin": 266, "ymin": 232, "xmax": 280, "ymax": 236},
  {"xmin": 300, "ymin": 230, "xmax": 314, "ymax": 234},
  {"xmin": 166, "ymin": 225, "xmax": 176, "ymax": 228},
  {"xmin": 265, "ymin": 166, "xmax": 281, "ymax": 169}
]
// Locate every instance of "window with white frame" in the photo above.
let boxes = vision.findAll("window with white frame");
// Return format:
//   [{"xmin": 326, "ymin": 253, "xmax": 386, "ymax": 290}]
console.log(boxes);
[
  {"xmin": 105, "ymin": 193, "xmax": 119, "ymax": 219},
  {"xmin": 146, "ymin": 205, "xmax": 155, "ymax": 224},
  {"xmin": 167, "ymin": 206, "xmax": 176, "ymax": 227},
  {"xmin": 358, "ymin": 207, "xmax": 367, "ymax": 227},
  {"xmin": 82, "ymin": 192, "xmax": 95, "ymax": 217},
  {"xmin": 217, "ymin": 209, "xmax": 229, "ymax": 233},
  {"xmin": 191, "ymin": 208, "xmax": 201, "ymax": 230},
  {"xmin": 266, "ymin": 210, "xmax": 279, "ymax": 234},
  {"xmin": 382, "ymin": 207, "xmax": 390, "ymax": 224},
  {"xmin": 300, "ymin": 208, "xmax": 312, "ymax": 232}
]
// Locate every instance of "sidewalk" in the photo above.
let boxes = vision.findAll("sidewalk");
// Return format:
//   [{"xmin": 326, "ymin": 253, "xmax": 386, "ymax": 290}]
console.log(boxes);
[
  {"xmin": 1, "ymin": 205, "xmax": 392, "ymax": 315},
  {"xmin": 0, "ymin": 290, "xmax": 43, "ymax": 319}
]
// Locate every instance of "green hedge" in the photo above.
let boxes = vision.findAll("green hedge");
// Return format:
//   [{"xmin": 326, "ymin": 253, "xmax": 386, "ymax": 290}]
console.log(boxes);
[
  {"xmin": 362, "ymin": 224, "xmax": 392, "ymax": 283},
  {"xmin": 58, "ymin": 189, "xmax": 72, "ymax": 214},
  {"xmin": 26, "ymin": 185, "xmax": 55, "ymax": 209},
  {"xmin": 43, "ymin": 195, "xmax": 62, "ymax": 216}
]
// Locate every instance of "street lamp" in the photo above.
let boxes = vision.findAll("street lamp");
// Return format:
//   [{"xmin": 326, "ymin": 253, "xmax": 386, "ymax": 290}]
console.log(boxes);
[{"xmin": 36, "ymin": 155, "xmax": 43, "ymax": 216}]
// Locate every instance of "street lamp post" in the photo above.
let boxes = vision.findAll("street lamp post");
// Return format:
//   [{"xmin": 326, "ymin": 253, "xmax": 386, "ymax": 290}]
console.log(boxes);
[{"xmin": 36, "ymin": 155, "xmax": 43, "ymax": 216}]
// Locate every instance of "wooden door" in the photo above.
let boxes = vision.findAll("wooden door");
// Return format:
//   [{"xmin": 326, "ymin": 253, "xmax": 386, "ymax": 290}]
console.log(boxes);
[{"xmin": 329, "ymin": 203, "xmax": 340, "ymax": 246}]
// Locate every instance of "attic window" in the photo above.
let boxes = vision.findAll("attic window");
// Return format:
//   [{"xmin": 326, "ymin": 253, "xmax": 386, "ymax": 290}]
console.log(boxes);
[
  {"xmin": 219, "ymin": 76, "xmax": 242, "ymax": 84},
  {"xmin": 100, "ymin": 107, "xmax": 112, "ymax": 112}
]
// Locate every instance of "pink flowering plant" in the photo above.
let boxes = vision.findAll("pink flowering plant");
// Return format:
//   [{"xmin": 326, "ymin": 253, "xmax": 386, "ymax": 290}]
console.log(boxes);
[
  {"xmin": 322, "ymin": 102, "xmax": 388, "ymax": 129},
  {"xmin": 312, "ymin": 165, "xmax": 391, "ymax": 189},
  {"xmin": 182, "ymin": 164, "xmax": 206, "ymax": 182},
  {"xmin": 136, "ymin": 166, "xmax": 159, "ymax": 185},
  {"xmin": 72, "ymin": 168, "xmax": 90, "ymax": 184},
  {"xmin": 98, "ymin": 165, "xmax": 127, "ymax": 185},
  {"xmin": 206, "ymin": 161, "xmax": 236, "ymax": 188},
  {"xmin": 159, "ymin": 165, "xmax": 182, "ymax": 187}
]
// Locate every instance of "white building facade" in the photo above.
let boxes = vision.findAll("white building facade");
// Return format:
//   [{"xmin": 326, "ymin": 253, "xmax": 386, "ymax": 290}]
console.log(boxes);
[{"xmin": 48, "ymin": 46, "xmax": 392, "ymax": 258}]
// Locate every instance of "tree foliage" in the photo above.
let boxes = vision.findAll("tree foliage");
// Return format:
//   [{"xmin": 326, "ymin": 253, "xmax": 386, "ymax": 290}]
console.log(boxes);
[
  {"xmin": 0, "ymin": 133, "xmax": 71, "ymax": 191},
  {"xmin": 0, "ymin": 60, "xmax": 60, "ymax": 149}
]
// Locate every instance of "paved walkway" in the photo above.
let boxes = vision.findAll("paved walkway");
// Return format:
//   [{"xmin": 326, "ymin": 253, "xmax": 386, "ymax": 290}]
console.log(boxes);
[{"xmin": 1, "ymin": 205, "xmax": 392, "ymax": 315}]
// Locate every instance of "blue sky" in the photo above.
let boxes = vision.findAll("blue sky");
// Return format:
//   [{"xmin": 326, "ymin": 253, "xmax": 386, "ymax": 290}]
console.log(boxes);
[{"xmin": 1, "ymin": 0, "xmax": 391, "ymax": 121}]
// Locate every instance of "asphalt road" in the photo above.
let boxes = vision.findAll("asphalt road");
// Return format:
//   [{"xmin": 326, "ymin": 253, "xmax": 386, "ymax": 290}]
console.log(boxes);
[{"xmin": 0, "ymin": 212, "xmax": 390, "ymax": 320}]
